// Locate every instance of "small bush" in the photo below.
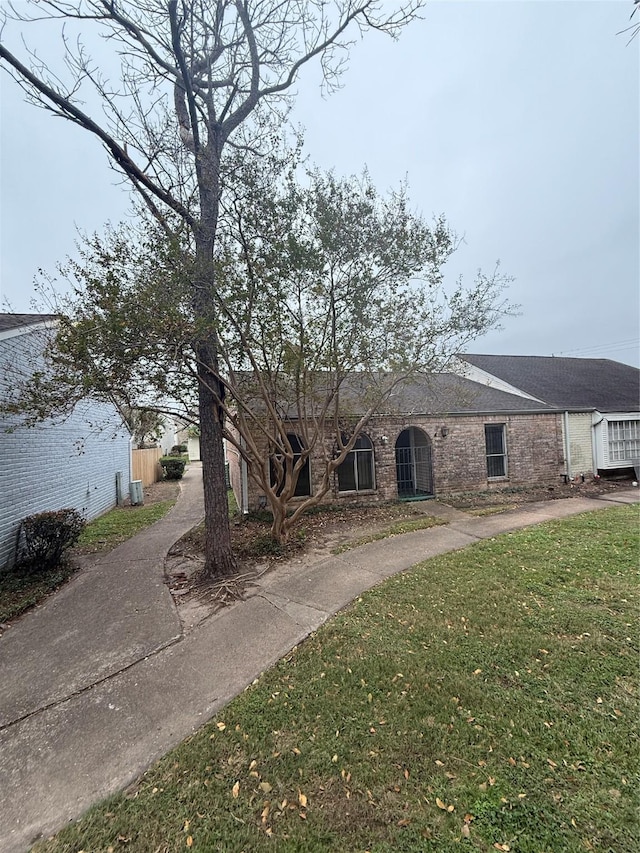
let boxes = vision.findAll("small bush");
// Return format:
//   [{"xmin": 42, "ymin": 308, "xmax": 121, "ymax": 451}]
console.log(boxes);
[
  {"xmin": 160, "ymin": 456, "xmax": 187, "ymax": 480},
  {"xmin": 16, "ymin": 508, "xmax": 86, "ymax": 573},
  {"xmin": 171, "ymin": 444, "xmax": 188, "ymax": 454}
]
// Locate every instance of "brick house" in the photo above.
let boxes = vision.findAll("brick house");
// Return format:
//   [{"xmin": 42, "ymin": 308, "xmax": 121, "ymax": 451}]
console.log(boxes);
[
  {"xmin": 0, "ymin": 314, "xmax": 132, "ymax": 570},
  {"xmin": 227, "ymin": 372, "xmax": 565, "ymax": 513},
  {"xmin": 458, "ymin": 354, "xmax": 640, "ymax": 479}
]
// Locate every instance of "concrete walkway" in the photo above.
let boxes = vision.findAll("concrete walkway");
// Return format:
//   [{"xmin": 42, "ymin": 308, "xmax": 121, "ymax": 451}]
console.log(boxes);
[{"xmin": 0, "ymin": 465, "xmax": 637, "ymax": 852}]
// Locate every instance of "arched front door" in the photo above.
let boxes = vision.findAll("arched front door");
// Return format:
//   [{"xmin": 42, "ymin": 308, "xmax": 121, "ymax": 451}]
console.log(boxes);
[{"xmin": 395, "ymin": 427, "xmax": 434, "ymax": 498}]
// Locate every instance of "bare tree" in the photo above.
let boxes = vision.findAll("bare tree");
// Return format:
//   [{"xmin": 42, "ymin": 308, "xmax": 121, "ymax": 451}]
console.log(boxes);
[
  {"xmin": 0, "ymin": 0, "xmax": 422, "ymax": 577},
  {"xmin": 618, "ymin": 0, "xmax": 640, "ymax": 43}
]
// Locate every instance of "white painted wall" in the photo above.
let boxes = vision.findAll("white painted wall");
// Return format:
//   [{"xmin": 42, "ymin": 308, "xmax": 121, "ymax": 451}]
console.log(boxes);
[
  {"xmin": 187, "ymin": 435, "xmax": 200, "ymax": 461},
  {"xmin": 566, "ymin": 412, "xmax": 594, "ymax": 476},
  {"xmin": 0, "ymin": 326, "xmax": 131, "ymax": 570},
  {"xmin": 158, "ymin": 415, "xmax": 179, "ymax": 454},
  {"xmin": 594, "ymin": 412, "xmax": 640, "ymax": 470},
  {"xmin": 453, "ymin": 358, "xmax": 544, "ymax": 402}
]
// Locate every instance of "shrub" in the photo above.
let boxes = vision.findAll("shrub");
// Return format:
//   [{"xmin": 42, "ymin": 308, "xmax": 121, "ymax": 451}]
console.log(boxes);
[
  {"xmin": 171, "ymin": 444, "xmax": 188, "ymax": 454},
  {"xmin": 160, "ymin": 456, "xmax": 187, "ymax": 480},
  {"xmin": 16, "ymin": 508, "xmax": 86, "ymax": 573}
]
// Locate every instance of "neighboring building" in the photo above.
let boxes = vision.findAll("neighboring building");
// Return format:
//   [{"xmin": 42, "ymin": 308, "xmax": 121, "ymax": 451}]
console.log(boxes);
[
  {"xmin": 227, "ymin": 372, "xmax": 565, "ymax": 513},
  {"xmin": 0, "ymin": 314, "xmax": 132, "ymax": 570},
  {"xmin": 458, "ymin": 354, "xmax": 640, "ymax": 478},
  {"xmin": 175, "ymin": 420, "xmax": 201, "ymax": 461}
]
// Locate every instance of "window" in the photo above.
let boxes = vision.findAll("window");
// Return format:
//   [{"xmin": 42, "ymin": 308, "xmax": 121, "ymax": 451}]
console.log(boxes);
[
  {"xmin": 485, "ymin": 424, "xmax": 507, "ymax": 478},
  {"xmin": 270, "ymin": 434, "xmax": 311, "ymax": 497},
  {"xmin": 608, "ymin": 420, "xmax": 640, "ymax": 462},
  {"xmin": 337, "ymin": 434, "xmax": 375, "ymax": 492}
]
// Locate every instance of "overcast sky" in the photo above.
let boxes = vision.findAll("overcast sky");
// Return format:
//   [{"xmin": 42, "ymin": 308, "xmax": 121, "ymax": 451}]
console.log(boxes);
[{"xmin": 1, "ymin": 1, "xmax": 638, "ymax": 366}]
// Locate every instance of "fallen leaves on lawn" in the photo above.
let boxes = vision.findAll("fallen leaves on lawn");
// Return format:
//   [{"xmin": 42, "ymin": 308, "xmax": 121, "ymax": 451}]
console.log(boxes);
[
  {"xmin": 461, "ymin": 812, "xmax": 475, "ymax": 839},
  {"xmin": 436, "ymin": 797, "xmax": 455, "ymax": 812}
]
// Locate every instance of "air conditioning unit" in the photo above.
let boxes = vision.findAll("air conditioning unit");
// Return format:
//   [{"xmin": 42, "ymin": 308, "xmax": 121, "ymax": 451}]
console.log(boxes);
[{"xmin": 130, "ymin": 480, "xmax": 144, "ymax": 506}]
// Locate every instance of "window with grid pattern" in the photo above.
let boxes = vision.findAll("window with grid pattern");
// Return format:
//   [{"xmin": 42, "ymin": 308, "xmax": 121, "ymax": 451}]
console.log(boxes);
[
  {"xmin": 485, "ymin": 423, "xmax": 507, "ymax": 478},
  {"xmin": 608, "ymin": 420, "xmax": 640, "ymax": 462}
]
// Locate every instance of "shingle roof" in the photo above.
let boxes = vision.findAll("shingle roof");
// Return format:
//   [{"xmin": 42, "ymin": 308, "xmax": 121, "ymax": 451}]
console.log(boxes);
[
  {"xmin": 461, "ymin": 354, "xmax": 640, "ymax": 412},
  {"xmin": 0, "ymin": 313, "xmax": 58, "ymax": 333},
  {"xmin": 366, "ymin": 373, "xmax": 555, "ymax": 415},
  {"xmin": 232, "ymin": 371, "xmax": 556, "ymax": 417}
]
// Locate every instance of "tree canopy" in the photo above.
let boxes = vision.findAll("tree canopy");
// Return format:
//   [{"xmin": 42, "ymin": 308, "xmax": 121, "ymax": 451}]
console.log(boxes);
[{"xmin": 14, "ymin": 162, "xmax": 513, "ymax": 542}]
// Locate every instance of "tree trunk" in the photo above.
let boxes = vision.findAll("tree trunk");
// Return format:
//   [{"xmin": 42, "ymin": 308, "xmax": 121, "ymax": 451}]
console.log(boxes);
[
  {"xmin": 197, "ymin": 340, "xmax": 237, "ymax": 578},
  {"xmin": 269, "ymin": 497, "xmax": 288, "ymax": 545},
  {"xmin": 193, "ymin": 141, "xmax": 237, "ymax": 578}
]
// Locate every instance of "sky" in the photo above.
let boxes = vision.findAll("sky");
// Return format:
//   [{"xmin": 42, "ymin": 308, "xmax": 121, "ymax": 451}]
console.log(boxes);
[{"xmin": 1, "ymin": 1, "xmax": 638, "ymax": 367}]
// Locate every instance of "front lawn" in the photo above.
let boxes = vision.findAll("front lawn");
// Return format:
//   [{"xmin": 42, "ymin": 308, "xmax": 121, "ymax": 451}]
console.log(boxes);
[{"xmin": 34, "ymin": 505, "xmax": 639, "ymax": 852}]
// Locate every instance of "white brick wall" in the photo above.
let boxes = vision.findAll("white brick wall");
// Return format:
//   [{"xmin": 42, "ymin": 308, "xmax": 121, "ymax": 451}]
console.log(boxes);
[{"xmin": 0, "ymin": 327, "xmax": 131, "ymax": 570}]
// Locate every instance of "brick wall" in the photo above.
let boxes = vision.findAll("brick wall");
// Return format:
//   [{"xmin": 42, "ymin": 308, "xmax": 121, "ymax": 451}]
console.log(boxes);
[
  {"xmin": 234, "ymin": 410, "xmax": 564, "ymax": 511},
  {"xmin": 0, "ymin": 328, "xmax": 132, "ymax": 570}
]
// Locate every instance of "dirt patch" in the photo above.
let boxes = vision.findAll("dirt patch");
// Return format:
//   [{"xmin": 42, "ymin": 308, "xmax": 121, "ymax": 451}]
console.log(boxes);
[
  {"xmin": 140, "ymin": 479, "xmax": 181, "ymax": 506},
  {"xmin": 443, "ymin": 475, "xmax": 635, "ymax": 510},
  {"xmin": 170, "ymin": 500, "xmax": 439, "ymax": 572},
  {"xmin": 165, "ymin": 477, "xmax": 636, "ymax": 629},
  {"xmin": 165, "ymin": 501, "xmax": 442, "ymax": 628}
]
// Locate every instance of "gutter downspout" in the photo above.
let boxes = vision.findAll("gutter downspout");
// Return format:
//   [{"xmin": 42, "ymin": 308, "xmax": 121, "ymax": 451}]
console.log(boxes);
[
  {"xmin": 563, "ymin": 411, "xmax": 572, "ymax": 480},
  {"xmin": 240, "ymin": 437, "xmax": 249, "ymax": 516},
  {"xmin": 121, "ymin": 432, "xmax": 134, "ymax": 506},
  {"xmin": 591, "ymin": 412, "xmax": 603, "ymax": 474}
]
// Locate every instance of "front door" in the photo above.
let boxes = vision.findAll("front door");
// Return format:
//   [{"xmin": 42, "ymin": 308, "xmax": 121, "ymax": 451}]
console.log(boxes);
[{"xmin": 395, "ymin": 427, "xmax": 434, "ymax": 498}]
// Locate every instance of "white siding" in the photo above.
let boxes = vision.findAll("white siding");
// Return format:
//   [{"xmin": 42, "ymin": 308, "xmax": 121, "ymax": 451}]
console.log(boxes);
[
  {"xmin": 0, "ymin": 327, "xmax": 131, "ymax": 570},
  {"xmin": 567, "ymin": 413, "xmax": 594, "ymax": 476},
  {"xmin": 595, "ymin": 412, "xmax": 640, "ymax": 470},
  {"xmin": 453, "ymin": 358, "xmax": 544, "ymax": 402}
]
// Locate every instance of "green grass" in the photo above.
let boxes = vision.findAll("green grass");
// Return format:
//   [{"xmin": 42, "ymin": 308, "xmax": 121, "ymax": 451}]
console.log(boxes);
[
  {"xmin": 332, "ymin": 515, "xmax": 446, "ymax": 553},
  {"xmin": 0, "ymin": 499, "xmax": 176, "ymax": 625},
  {"xmin": 0, "ymin": 562, "xmax": 78, "ymax": 624},
  {"xmin": 75, "ymin": 500, "xmax": 176, "ymax": 554},
  {"xmin": 33, "ymin": 505, "xmax": 639, "ymax": 853}
]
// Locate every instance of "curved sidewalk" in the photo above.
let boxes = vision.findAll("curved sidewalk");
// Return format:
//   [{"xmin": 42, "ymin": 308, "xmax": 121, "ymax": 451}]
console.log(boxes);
[{"xmin": 0, "ymin": 470, "xmax": 637, "ymax": 853}]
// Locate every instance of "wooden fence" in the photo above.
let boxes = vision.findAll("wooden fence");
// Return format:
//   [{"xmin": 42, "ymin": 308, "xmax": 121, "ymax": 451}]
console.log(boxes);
[{"xmin": 131, "ymin": 447, "xmax": 163, "ymax": 487}]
